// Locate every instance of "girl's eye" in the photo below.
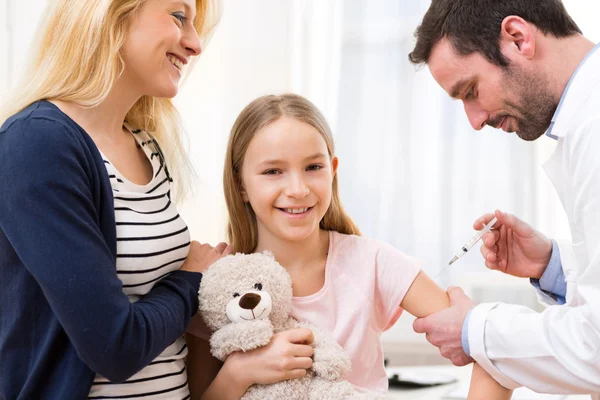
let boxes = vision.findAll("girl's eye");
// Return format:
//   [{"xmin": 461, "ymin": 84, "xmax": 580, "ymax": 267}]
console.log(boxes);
[
  {"xmin": 233, "ymin": 292, "xmax": 240, "ymax": 298},
  {"xmin": 172, "ymin": 12, "xmax": 187, "ymax": 25},
  {"xmin": 262, "ymin": 169, "xmax": 281, "ymax": 175},
  {"xmin": 306, "ymin": 164, "xmax": 323, "ymax": 172},
  {"xmin": 254, "ymin": 283, "xmax": 262, "ymax": 291}
]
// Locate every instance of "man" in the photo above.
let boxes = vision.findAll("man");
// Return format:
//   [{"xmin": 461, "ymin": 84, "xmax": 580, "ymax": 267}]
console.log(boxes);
[{"xmin": 408, "ymin": 0, "xmax": 600, "ymax": 396}]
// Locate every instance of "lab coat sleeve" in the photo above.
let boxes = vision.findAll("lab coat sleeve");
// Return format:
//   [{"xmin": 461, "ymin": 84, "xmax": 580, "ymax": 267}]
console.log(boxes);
[{"xmin": 468, "ymin": 120, "xmax": 600, "ymax": 394}]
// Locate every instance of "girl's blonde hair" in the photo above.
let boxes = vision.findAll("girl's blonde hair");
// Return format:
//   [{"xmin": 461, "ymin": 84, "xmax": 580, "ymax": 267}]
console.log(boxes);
[
  {"xmin": 224, "ymin": 94, "xmax": 360, "ymax": 253},
  {"xmin": 0, "ymin": 0, "xmax": 220, "ymax": 199}
]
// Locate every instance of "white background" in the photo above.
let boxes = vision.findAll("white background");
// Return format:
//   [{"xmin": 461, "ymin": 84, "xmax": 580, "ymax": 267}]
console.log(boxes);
[{"xmin": 2, "ymin": 0, "xmax": 599, "ymax": 348}]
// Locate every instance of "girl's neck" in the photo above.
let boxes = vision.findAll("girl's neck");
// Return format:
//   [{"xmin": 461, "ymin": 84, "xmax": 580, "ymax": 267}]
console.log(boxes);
[{"xmin": 255, "ymin": 228, "xmax": 330, "ymax": 273}]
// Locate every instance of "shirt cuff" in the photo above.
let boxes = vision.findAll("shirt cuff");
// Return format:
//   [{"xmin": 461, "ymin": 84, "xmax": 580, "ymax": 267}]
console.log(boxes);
[
  {"xmin": 530, "ymin": 240, "xmax": 566, "ymax": 304},
  {"xmin": 461, "ymin": 309, "xmax": 472, "ymax": 357}
]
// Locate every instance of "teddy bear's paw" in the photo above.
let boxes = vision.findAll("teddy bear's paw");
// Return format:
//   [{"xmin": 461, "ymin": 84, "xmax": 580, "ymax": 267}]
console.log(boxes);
[
  {"xmin": 348, "ymin": 392, "xmax": 389, "ymax": 400},
  {"xmin": 308, "ymin": 378, "xmax": 362, "ymax": 400},
  {"xmin": 244, "ymin": 378, "xmax": 311, "ymax": 400},
  {"xmin": 311, "ymin": 348, "xmax": 352, "ymax": 380},
  {"xmin": 311, "ymin": 357, "xmax": 351, "ymax": 381},
  {"xmin": 210, "ymin": 320, "xmax": 274, "ymax": 361}
]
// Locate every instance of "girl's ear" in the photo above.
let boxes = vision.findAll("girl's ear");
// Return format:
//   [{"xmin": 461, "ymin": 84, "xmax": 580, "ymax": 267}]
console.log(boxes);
[
  {"xmin": 240, "ymin": 185, "xmax": 249, "ymax": 202},
  {"xmin": 331, "ymin": 156, "xmax": 339, "ymax": 176}
]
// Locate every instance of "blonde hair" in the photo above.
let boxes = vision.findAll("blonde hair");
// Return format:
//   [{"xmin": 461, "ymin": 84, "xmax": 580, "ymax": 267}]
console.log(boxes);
[
  {"xmin": 224, "ymin": 94, "xmax": 361, "ymax": 253},
  {"xmin": 0, "ymin": 0, "xmax": 220, "ymax": 200}
]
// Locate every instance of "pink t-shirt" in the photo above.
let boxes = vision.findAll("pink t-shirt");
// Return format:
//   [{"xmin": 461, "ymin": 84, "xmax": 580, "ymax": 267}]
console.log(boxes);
[
  {"xmin": 187, "ymin": 231, "xmax": 422, "ymax": 393},
  {"xmin": 290, "ymin": 231, "xmax": 421, "ymax": 392}
]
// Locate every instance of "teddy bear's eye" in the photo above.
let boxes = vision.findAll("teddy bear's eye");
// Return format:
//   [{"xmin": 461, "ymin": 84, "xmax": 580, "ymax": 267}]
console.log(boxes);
[
  {"xmin": 254, "ymin": 283, "xmax": 263, "ymax": 291},
  {"xmin": 233, "ymin": 292, "xmax": 240, "ymax": 298}
]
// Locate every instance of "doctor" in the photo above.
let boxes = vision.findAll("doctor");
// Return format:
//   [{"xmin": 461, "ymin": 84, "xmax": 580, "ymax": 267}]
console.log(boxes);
[{"xmin": 408, "ymin": 0, "xmax": 600, "ymax": 397}]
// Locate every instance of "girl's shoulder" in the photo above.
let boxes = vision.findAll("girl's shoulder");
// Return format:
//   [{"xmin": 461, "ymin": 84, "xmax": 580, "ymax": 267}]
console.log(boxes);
[
  {"xmin": 329, "ymin": 230, "xmax": 420, "ymax": 267},
  {"xmin": 330, "ymin": 230, "xmax": 397, "ymax": 253}
]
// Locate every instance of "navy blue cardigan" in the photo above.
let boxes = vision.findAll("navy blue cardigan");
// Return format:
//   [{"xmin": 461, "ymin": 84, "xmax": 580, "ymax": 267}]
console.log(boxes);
[{"xmin": 0, "ymin": 101, "xmax": 202, "ymax": 399}]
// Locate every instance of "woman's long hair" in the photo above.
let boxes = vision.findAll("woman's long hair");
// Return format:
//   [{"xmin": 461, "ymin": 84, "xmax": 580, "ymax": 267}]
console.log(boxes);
[{"xmin": 0, "ymin": 0, "xmax": 220, "ymax": 199}]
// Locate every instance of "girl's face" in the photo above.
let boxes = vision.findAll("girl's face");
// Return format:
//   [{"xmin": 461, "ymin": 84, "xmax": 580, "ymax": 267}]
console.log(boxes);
[
  {"xmin": 120, "ymin": 0, "xmax": 201, "ymax": 98},
  {"xmin": 241, "ymin": 116, "xmax": 338, "ymax": 245}
]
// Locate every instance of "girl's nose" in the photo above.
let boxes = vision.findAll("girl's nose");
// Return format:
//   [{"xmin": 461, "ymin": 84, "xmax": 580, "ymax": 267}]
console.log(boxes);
[{"xmin": 285, "ymin": 174, "xmax": 310, "ymax": 198}]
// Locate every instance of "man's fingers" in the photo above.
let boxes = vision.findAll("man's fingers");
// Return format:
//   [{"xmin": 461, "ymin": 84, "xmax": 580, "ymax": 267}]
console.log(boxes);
[
  {"xmin": 495, "ymin": 209, "xmax": 532, "ymax": 237},
  {"xmin": 447, "ymin": 286, "xmax": 466, "ymax": 303},
  {"xmin": 413, "ymin": 317, "xmax": 427, "ymax": 334},
  {"xmin": 451, "ymin": 354, "xmax": 472, "ymax": 367},
  {"xmin": 485, "ymin": 259, "xmax": 503, "ymax": 271},
  {"xmin": 479, "ymin": 243, "xmax": 497, "ymax": 261},
  {"xmin": 473, "ymin": 213, "xmax": 495, "ymax": 230},
  {"xmin": 482, "ymin": 231, "xmax": 500, "ymax": 247}
]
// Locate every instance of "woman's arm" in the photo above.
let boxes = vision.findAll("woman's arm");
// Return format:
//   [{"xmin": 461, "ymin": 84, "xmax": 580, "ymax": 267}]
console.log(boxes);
[
  {"xmin": 400, "ymin": 271, "xmax": 512, "ymax": 400},
  {"xmin": 0, "ymin": 117, "xmax": 210, "ymax": 381},
  {"xmin": 186, "ymin": 329, "xmax": 314, "ymax": 400}
]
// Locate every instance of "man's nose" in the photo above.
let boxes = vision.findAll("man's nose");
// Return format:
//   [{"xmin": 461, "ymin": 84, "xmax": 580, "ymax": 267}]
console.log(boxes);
[{"xmin": 463, "ymin": 101, "xmax": 488, "ymax": 131}]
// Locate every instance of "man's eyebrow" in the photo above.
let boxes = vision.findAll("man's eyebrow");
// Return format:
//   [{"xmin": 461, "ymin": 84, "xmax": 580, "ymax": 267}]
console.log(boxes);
[{"xmin": 450, "ymin": 78, "xmax": 471, "ymax": 99}]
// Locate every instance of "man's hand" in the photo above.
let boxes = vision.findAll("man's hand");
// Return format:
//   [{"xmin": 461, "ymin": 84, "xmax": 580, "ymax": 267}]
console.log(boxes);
[
  {"xmin": 413, "ymin": 287, "xmax": 476, "ymax": 366},
  {"xmin": 475, "ymin": 210, "xmax": 552, "ymax": 279}
]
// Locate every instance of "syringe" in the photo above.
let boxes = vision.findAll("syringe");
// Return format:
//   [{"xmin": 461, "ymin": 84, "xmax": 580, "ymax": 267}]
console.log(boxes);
[{"xmin": 448, "ymin": 216, "xmax": 498, "ymax": 265}]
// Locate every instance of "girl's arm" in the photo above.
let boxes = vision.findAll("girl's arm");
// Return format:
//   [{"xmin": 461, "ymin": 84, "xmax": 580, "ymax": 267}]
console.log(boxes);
[
  {"xmin": 186, "ymin": 329, "xmax": 314, "ymax": 400},
  {"xmin": 400, "ymin": 271, "xmax": 513, "ymax": 400}
]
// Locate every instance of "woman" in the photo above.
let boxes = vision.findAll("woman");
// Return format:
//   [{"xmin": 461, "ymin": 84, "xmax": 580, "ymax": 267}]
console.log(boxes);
[{"xmin": 0, "ymin": 0, "xmax": 227, "ymax": 398}]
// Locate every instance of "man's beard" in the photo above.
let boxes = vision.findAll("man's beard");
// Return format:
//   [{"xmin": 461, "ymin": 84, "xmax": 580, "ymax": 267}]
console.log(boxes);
[{"xmin": 489, "ymin": 66, "xmax": 558, "ymax": 141}]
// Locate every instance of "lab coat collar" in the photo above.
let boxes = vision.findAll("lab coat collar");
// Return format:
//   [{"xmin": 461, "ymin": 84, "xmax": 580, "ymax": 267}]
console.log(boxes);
[{"xmin": 546, "ymin": 43, "xmax": 600, "ymax": 140}]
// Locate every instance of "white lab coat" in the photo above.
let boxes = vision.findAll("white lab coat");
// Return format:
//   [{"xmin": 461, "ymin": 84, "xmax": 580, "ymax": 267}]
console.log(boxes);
[{"xmin": 468, "ymin": 46, "xmax": 600, "ymax": 398}]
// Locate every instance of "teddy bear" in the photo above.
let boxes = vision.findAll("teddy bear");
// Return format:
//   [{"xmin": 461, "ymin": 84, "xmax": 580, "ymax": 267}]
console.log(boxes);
[{"xmin": 197, "ymin": 251, "xmax": 388, "ymax": 400}]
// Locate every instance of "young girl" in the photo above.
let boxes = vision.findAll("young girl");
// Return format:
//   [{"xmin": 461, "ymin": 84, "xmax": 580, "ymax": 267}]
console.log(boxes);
[{"xmin": 186, "ymin": 94, "xmax": 511, "ymax": 399}]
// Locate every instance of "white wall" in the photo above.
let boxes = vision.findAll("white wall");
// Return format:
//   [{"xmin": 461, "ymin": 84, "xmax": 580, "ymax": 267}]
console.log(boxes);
[
  {"xmin": 2, "ymin": 0, "xmax": 600, "ymax": 356},
  {"xmin": 176, "ymin": 0, "xmax": 296, "ymax": 244},
  {"xmin": 0, "ymin": 0, "xmax": 46, "ymax": 96}
]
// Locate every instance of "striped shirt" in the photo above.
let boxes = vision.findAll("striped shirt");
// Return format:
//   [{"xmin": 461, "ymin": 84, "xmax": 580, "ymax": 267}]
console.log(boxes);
[{"xmin": 88, "ymin": 126, "xmax": 191, "ymax": 399}]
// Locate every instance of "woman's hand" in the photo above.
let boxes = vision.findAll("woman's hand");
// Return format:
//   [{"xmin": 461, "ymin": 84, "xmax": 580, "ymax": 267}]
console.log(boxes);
[
  {"xmin": 180, "ymin": 241, "xmax": 233, "ymax": 273},
  {"xmin": 222, "ymin": 328, "xmax": 315, "ymax": 390}
]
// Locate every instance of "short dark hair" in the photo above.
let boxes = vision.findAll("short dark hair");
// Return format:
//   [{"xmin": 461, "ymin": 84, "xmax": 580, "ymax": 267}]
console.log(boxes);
[{"xmin": 409, "ymin": 0, "xmax": 582, "ymax": 67}]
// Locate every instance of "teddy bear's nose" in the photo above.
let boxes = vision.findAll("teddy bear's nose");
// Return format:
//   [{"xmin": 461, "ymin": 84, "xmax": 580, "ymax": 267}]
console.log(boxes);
[{"xmin": 239, "ymin": 293, "xmax": 261, "ymax": 310}]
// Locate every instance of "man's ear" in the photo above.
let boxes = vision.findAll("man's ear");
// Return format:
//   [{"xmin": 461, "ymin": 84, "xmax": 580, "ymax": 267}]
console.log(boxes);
[{"xmin": 500, "ymin": 16, "xmax": 536, "ymax": 61}]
